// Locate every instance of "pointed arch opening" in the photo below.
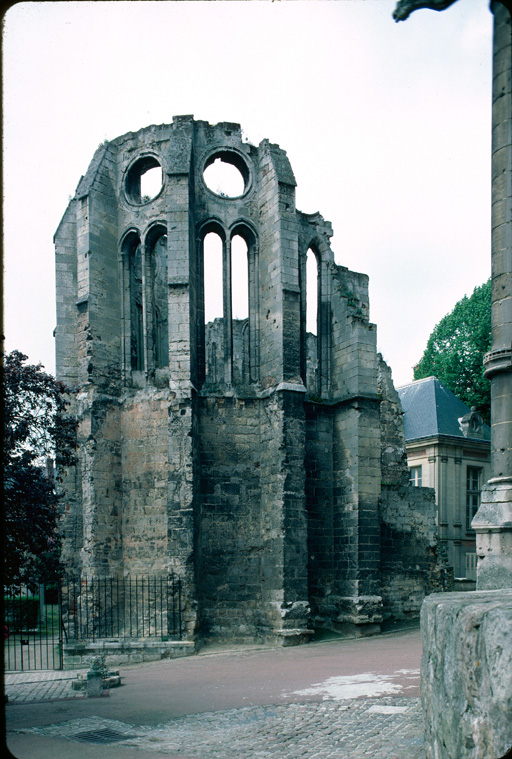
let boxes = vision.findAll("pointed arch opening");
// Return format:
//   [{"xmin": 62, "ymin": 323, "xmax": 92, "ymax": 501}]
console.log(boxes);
[
  {"xmin": 203, "ymin": 231, "xmax": 224, "ymax": 325},
  {"xmin": 123, "ymin": 233, "xmax": 144, "ymax": 372},
  {"xmin": 306, "ymin": 249, "xmax": 319, "ymax": 336},
  {"xmin": 301, "ymin": 245, "xmax": 322, "ymax": 394},
  {"xmin": 231, "ymin": 234, "xmax": 249, "ymax": 385},
  {"xmin": 146, "ymin": 225, "xmax": 168, "ymax": 369},
  {"xmin": 199, "ymin": 222, "xmax": 258, "ymax": 388},
  {"xmin": 231, "ymin": 224, "xmax": 259, "ymax": 384},
  {"xmin": 121, "ymin": 225, "xmax": 170, "ymax": 382},
  {"xmin": 231, "ymin": 235, "xmax": 249, "ymax": 321},
  {"xmin": 202, "ymin": 229, "xmax": 225, "ymax": 385}
]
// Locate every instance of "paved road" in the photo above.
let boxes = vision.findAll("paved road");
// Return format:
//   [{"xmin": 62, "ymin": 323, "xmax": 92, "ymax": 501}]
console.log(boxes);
[{"xmin": 4, "ymin": 627, "xmax": 426, "ymax": 759}]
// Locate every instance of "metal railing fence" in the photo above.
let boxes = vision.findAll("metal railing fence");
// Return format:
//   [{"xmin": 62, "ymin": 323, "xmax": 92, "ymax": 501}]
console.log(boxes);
[
  {"xmin": 3, "ymin": 581, "xmax": 63, "ymax": 671},
  {"xmin": 63, "ymin": 575, "xmax": 183, "ymax": 642},
  {"xmin": 4, "ymin": 574, "xmax": 183, "ymax": 671}
]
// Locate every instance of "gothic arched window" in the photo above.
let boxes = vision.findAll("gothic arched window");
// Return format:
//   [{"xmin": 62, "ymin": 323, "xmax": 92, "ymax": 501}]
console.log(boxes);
[
  {"xmin": 199, "ymin": 223, "xmax": 258, "ymax": 387},
  {"xmin": 147, "ymin": 227, "xmax": 168, "ymax": 369},
  {"xmin": 304, "ymin": 247, "xmax": 320, "ymax": 392},
  {"xmin": 301, "ymin": 243, "xmax": 329, "ymax": 396},
  {"xmin": 121, "ymin": 225, "xmax": 168, "ymax": 380},
  {"xmin": 127, "ymin": 235, "xmax": 144, "ymax": 372}
]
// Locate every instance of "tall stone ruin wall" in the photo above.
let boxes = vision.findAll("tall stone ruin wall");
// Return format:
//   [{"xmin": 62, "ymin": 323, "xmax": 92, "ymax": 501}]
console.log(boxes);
[
  {"xmin": 378, "ymin": 357, "xmax": 452, "ymax": 620},
  {"xmin": 55, "ymin": 117, "xmax": 447, "ymax": 646}
]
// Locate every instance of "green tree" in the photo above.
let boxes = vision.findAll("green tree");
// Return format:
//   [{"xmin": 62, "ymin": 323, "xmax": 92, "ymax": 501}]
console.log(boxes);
[
  {"xmin": 3, "ymin": 350, "xmax": 76, "ymax": 586},
  {"xmin": 414, "ymin": 279, "xmax": 491, "ymax": 423}
]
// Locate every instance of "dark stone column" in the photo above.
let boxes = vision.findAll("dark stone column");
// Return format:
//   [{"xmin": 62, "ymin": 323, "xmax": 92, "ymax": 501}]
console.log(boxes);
[
  {"xmin": 394, "ymin": 4, "xmax": 512, "ymax": 757},
  {"xmin": 473, "ymin": 1, "xmax": 512, "ymax": 590}
]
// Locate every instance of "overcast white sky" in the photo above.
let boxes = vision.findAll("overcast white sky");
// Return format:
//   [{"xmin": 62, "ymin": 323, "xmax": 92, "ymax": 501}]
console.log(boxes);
[{"xmin": 2, "ymin": 0, "xmax": 493, "ymax": 388}]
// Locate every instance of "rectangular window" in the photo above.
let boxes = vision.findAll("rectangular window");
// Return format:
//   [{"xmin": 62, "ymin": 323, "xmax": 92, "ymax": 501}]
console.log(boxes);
[
  {"xmin": 466, "ymin": 466, "xmax": 482, "ymax": 531},
  {"xmin": 409, "ymin": 465, "xmax": 422, "ymax": 487},
  {"xmin": 465, "ymin": 552, "xmax": 478, "ymax": 581}
]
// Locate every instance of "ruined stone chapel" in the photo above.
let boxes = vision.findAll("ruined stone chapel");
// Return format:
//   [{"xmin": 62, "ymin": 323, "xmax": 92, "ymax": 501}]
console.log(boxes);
[{"xmin": 55, "ymin": 116, "xmax": 448, "ymax": 648}]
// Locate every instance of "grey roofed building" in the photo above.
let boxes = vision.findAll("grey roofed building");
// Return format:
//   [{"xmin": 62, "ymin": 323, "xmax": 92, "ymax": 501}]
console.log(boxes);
[
  {"xmin": 397, "ymin": 376, "xmax": 490, "ymax": 582},
  {"xmin": 398, "ymin": 376, "xmax": 490, "ymax": 444}
]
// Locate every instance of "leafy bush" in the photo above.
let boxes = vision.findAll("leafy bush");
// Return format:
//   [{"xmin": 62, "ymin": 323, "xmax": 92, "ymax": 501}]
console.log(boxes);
[{"xmin": 4, "ymin": 596, "xmax": 40, "ymax": 630}]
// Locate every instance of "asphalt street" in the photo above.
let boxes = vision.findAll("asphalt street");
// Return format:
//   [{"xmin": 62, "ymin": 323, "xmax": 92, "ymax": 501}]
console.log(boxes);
[{"xmin": 4, "ymin": 626, "xmax": 426, "ymax": 759}]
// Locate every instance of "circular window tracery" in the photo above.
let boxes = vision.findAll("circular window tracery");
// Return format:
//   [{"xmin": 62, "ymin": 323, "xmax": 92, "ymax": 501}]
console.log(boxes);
[
  {"xmin": 203, "ymin": 151, "xmax": 250, "ymax": 199},
  {"xmin": 125, "ymin": 156, "xmax": 163, "ymax": 205}
]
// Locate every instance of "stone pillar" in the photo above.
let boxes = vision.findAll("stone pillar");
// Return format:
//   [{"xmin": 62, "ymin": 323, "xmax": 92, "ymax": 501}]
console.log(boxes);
[
  {"xmin": 395, "ymin": 3, "xmax": 512, "ymax": 758},
  {"xmin": 472, "ymin": 1, "xmax": 512, "ymax": 590},
  {"xmin": 165, "ymin": 119, "xmax": 199, "ymax": 638}
]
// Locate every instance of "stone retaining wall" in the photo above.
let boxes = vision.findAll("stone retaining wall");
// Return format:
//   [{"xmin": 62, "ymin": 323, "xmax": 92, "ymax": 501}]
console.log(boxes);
[
  {"xmin": 421, "ymin": 590, "xmax": 512, "ymax": 759},
  {"xmin": 63, "ymin": 639, "xmax": 196, "ymax": 669}
]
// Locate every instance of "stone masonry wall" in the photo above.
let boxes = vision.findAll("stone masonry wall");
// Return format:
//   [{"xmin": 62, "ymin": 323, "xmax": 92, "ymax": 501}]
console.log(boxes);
[
  {"xmin": 120, "ymin": 391, "xmax": 170, "ymax": 574},
  {"xmin": 197, "ymin": 389, "xmax": 309, "ymax": 643},
  {"xmin": 76, "ymin": 393, "xmax": 122, "ymax": 575},
  {"xmin": 379, "ymin": 485, "xmax": 450, "ymax": 619},
  {"xmin": 328, "ymin": 262, "xmax": 382, "ymax": 629},
  {"xmin": 305, "ymin": 403, "xmax": 335, "ymax": 626},
  {"xmin": 198, "ymin": 395, "xmax": 265, "ymax": 640},
  {"xmin": 378, "ymin": 355, "xmax": 452, "ymax": 619}
]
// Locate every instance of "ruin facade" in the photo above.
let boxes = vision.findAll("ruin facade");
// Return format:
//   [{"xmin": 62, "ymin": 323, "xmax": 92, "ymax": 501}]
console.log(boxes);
[{"xmin": 55, "ymin": 117, "xmax": 447, "ymax": 649}]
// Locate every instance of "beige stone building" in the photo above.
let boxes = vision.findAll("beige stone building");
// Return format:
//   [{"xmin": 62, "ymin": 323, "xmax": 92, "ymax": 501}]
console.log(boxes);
[{"xmin": 398, "ymin": 377, "xmax": 491, "ymax": 582}]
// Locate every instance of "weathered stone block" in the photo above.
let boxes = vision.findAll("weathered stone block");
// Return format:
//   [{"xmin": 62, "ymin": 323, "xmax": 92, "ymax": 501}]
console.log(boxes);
[{"xmin": 421, "ymin": 590, "xmax": 512, "ymax": 759}]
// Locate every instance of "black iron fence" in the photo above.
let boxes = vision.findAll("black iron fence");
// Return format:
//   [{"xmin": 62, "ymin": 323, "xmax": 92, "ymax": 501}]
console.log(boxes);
[
  {"xmin": 4, "ymin": 575, "xmax": 183, "ymax": 671},
  {"xmin": 4, "ymin": 581, "xmax": 64, "ymax": 671},
  {"xmin": 64, "ymin": 575, "xmax": 183, "ymax": 642}
]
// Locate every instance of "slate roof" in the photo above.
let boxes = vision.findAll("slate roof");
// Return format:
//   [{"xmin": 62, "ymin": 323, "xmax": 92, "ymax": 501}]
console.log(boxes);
[{"xmin": 397, "ymin": 376, "xmax": 491, "ymax": 443}]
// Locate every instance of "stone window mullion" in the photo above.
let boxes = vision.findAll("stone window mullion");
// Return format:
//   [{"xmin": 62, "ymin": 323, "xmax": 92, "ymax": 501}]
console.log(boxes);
[
  {"xmin": 248, "ymin": 239, "xmax": 260, "ymax": 382},
  {"xmin": 319, "ymin": 258, "xmax": 330, "ymax": 397},
  {"xmin": 120, "ymin": 251, "xmax": 130, "ymax": 383},
  {"xmin": 141, "ymin": 241, "xmax": 150, "ymax": 375},
  {"xmin": 306, "ymin": 247, "xmax": 320, "ymax": 395},
  {"xmin": 223, "ymin": 236, "xmax": 233, "ymax": 385},
  {"xmin": 198, "ymin": 234, "xmax": 206, "ymax": 386},
  {"xmin": 299, "ymin": 248, "xmax": 307, "ymax": 386}
]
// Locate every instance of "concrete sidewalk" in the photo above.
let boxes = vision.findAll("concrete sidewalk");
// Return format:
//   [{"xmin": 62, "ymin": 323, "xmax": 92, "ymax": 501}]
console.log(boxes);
[
  {"xmin": 5, "ymin": 670, "xmax": 90, "ymax": 704},
  {"xmin": 4, "ymin": 628, "xmax": 426, "ymax": 758}
]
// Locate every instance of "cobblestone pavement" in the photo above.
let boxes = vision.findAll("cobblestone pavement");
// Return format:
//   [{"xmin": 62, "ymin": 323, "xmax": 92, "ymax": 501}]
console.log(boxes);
[
  {"xmin": 5, "ymin": 632, "xmax": 426, "ymax": 758},
  {"xmin": 12, "ymin": 699, "xmax": 425, "ymax": 758},
  {"xmin": 5, "ymin": 670, "xmax": 425, "ymax": 758}
]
